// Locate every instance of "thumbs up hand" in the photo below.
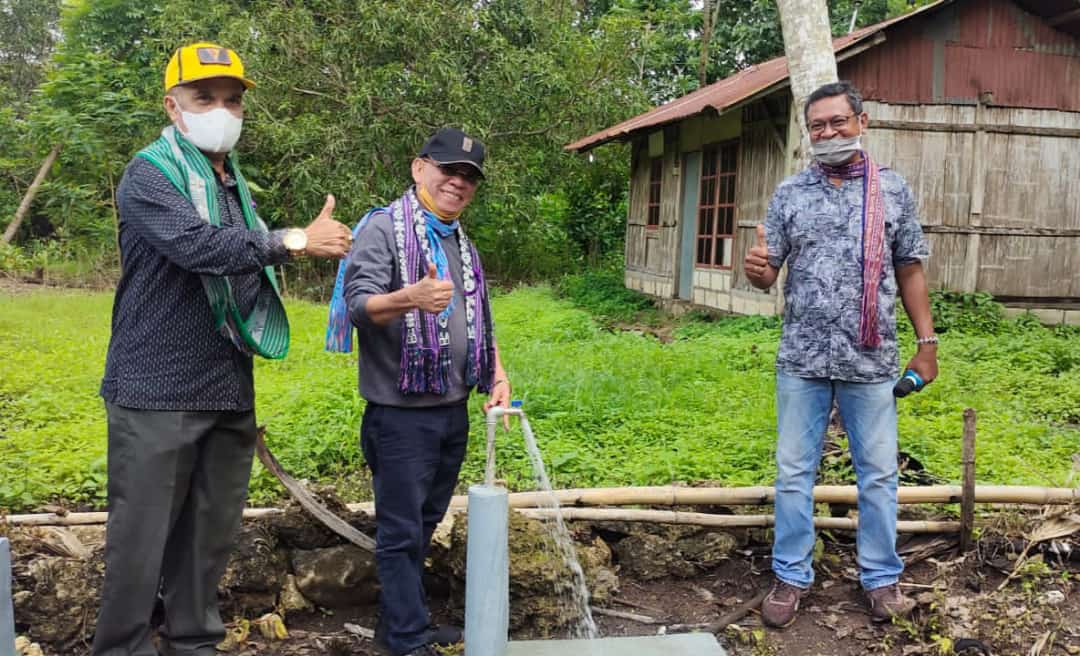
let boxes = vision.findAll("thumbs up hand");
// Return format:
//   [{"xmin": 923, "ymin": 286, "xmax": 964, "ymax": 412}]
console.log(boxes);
[
  {"xmin": 744, "ymin": 224, "xmax": 777, "ymax": 289},
  {"xmin": 406, "ymin": 261, "xmax": 455, "ymax": 313},
  {"xmin": 302, "ymin": 194, "xmax": 354, "ymax": 258}
]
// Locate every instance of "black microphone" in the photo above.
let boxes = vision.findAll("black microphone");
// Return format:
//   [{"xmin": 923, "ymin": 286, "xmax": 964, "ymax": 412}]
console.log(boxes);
[{"xmin": 893, "ymin": 369, "xmax": 924, "ymax": 398}]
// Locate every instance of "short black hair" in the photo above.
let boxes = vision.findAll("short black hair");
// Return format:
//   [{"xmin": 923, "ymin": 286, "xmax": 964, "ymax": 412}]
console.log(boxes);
[{"xmin": 804, "ymin": 81, "xmax": 864, "ymax": 122}]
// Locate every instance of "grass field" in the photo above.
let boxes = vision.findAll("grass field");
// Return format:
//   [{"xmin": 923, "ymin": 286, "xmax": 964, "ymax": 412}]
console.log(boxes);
[{"xmin": 0, "ymin": 283, "xmax": 1077, "ymax": 512}]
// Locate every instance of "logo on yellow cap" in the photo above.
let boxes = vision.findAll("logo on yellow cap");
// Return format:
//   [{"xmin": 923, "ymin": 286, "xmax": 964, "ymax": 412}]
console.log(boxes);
[{"xmin": 164, "ymin": 42, "xmax": 255, "ymax": 92}]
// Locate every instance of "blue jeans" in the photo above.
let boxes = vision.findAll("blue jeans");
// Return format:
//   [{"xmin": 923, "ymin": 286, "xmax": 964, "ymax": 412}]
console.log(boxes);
[
  {"xmin": 771, "ymin": 371, "xmax": 904, "ymax": 591},
  {"xmin": 361, "ymin": 403, "xmax": 469, "ymax": 656}
]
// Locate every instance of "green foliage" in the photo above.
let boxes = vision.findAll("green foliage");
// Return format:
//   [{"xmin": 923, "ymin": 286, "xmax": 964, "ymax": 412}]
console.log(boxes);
[
  {"xmin": 2, "ymin": 0, "xmax": 651, "ymax": 282},
  {"xmin": 0, "ymin": 0, "xmax": 61, "ymax": 99},
  {"xmin": 0, "ymin": 287, "xmax": 1076, "ymax": 512},
  {"xmin": 1, "ymin": 0, "xmax": 938, "ymax": 284},
  {"xmin": 555, "ymin": 266, "xmax": 657, "ymax": 325},
  {"xmin": 930, "ymin": 290, "xmax": 1009, "ymax": 335}
]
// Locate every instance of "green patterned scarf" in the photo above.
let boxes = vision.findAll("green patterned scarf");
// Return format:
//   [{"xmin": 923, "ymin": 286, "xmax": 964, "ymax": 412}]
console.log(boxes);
[{"xmin": 136, "ymin": 125, "xmax": 289, "ymax": 359}]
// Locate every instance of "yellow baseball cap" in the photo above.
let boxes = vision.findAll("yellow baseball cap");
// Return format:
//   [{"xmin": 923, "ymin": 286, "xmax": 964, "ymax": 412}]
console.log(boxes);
[{"xmin": 164, "ymin": 42, "xmax": 255, "ymax": 92}]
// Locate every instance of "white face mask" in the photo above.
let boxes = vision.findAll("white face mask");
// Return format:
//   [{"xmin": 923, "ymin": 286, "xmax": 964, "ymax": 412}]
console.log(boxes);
[
  {"xmin": 173, "ymin": 100, "xmax": 243, "ymax": 154},
  {"xmin": 812, "ymin": 134, "xmax": 861, "ymax": 166}
]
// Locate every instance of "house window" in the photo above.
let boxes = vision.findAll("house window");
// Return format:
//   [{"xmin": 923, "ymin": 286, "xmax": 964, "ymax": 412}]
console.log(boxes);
[
  {"xmin": 647, "ymin": 157, "xmax": 662, "ymax": 229},
  {"xmin": 696, "ymin": 141, "xmax": 738, "ymax": 269}
]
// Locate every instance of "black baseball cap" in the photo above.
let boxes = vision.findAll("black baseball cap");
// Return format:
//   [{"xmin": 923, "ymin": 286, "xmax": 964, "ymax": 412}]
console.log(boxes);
[{"xmin": 419, "ymin": 127, "xmax": 485, "ymax": 178}]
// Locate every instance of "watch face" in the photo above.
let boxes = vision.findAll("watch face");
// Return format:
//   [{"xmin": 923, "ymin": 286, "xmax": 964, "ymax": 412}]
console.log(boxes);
[{"xmin": 283, "ymin": 230, "xmax": 306, "ymax": 250}]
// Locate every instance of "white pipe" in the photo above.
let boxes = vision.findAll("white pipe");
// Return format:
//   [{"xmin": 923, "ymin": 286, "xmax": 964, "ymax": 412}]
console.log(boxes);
[{"xmin": 464, "ymin": 485, "xmax": 509, "ymax": 656}]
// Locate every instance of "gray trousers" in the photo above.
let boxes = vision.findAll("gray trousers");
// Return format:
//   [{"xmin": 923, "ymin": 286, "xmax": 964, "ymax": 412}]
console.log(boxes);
[{"xmin": 91, "ymin": 403, "xmax": 257, "ymax": 656}]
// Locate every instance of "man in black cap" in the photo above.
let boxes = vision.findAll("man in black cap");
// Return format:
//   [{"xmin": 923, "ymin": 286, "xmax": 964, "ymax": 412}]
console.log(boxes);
[{"xmin": 339, "ymin": 128, "xmax": 510, "ymax": 656}]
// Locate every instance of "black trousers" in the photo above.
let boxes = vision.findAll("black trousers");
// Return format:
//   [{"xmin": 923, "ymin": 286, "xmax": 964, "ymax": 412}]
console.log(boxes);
[
  {"xmin": 91, "ymin": 403, "xmax": 257, "ymax": 656},
  {"xmin": 361, "ymin": 402, "xmax": 469, "ymax": 656}
]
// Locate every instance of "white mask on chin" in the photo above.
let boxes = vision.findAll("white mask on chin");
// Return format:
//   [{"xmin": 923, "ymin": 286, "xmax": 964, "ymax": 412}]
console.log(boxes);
[{"xmin": 174, "ymin": 101, "xmax": 243, "ymax": 154}]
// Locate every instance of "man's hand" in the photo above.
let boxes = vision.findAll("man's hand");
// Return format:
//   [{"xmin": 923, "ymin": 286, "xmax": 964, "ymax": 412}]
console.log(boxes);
[
  {"xmin": 483, "ymin": 374, "xmax": 512, "ymax": 429},
  {"xmin": 303, "ymin": 195, "xmax": 353, "ymax": 258},
  {"xmin": 904, "ymin": 345, "xmax": 938, "ymax": 387},
  {"xmin": 744, "ymin": 224, "xmax": 778, "ymax": 289},
  {"xmin": 406, "ymin": 263, "xmax": 454, "ymax": 314}
]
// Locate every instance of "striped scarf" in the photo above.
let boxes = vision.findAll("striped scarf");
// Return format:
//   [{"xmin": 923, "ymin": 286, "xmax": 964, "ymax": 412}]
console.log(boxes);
[
  {"xmin": 136, "ymin": 126, "xmax": 290, "ymax": 359},
  {"xmin": 325, "ymin": 188, "xmax": 495, "ymax": 394},
  {"xmin": 817, "ymin": 152, "xmax": 886, "ymax": 348}
]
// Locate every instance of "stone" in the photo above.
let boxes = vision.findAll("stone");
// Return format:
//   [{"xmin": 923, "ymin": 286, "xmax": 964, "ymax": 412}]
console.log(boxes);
[
  {"xmin": 15, "ymin": 636, "xmax": 45, "ymax": 656},
  {"xmin": 11, "ymin": 548, "xmax": 104, "ymax": 648},
  {"xmin": 279, "ymin": 574, "xmax": 315, "ymax": 613},
  {"xmin": 291, "ymin": 544, "xmax": 379, "ymax": 608},
  {"xmin": 265, "ymin": 485, "xmax": 360, "ymax": 550},
  {"xmin": 219, "ymin": 523, "xmax": 289, "ymax": 617},
  {"xmin": 614, "ymin": 534, "xmax": 694, "ymax": 580},
  {"xmin": 444, "ymin": 511, "xmax": 618, "ymax": 637},
  {"xmin": 675, "ymin": 530, "xmax": 737, "ymax": 570}
]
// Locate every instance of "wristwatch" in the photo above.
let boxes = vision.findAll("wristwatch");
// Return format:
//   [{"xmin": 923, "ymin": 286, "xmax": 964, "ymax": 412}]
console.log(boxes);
[{"xmin": 282, "ymin": 228, "xmax": 308, "ymax": 256}]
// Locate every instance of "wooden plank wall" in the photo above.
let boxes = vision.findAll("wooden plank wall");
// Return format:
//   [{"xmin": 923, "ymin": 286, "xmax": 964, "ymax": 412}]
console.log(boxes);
[
  {"xmin": 863, "ymin": 101, "xmax": 1080, "ymax": 299},
  {"xmin": 625, "ymin": 138, "xmax": 648, "ymax": 271},
  {"xmin": 732, "ymin": 101, "xmax": 789, "ymax": 292},
  {"xmin": 626, "ymin": 133, "xmax": 680, "ymax": 281}
]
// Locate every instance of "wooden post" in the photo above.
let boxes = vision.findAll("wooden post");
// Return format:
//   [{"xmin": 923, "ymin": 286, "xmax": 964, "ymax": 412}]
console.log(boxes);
[
  {"xmin": 959, "ymin": 408, "xmax": 977, "ymax": 552},
  {"xmin": 0, "ymin": 537, "xmax": 14, "ymax": 655}
]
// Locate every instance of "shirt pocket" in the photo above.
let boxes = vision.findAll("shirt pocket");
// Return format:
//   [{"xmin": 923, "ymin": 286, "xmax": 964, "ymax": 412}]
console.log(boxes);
[{"xmin": 786, "ymin": 214, "xmax": 834, "ymax": 273}]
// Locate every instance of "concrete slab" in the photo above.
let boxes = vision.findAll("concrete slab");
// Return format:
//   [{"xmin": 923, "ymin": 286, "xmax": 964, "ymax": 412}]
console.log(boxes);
[{"xmin": 505, "ymin": 633, "xmax": 726, "ymax": 656}]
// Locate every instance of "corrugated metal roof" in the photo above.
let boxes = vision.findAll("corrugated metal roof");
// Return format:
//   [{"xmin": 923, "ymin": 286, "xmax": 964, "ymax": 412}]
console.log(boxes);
[{"xmin": 565, "ymin": 1, "xmax": 949, "ymax": 153}]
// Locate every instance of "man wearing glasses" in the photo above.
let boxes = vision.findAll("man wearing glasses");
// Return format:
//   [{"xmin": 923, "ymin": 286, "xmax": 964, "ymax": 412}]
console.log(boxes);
[
  {"xmin": 340, "ymin": 128, "xmax": 510, "ymax": 656},
  {"xmin": 744, "ymin": 82, "xmax": 937, "ymax": 628}
]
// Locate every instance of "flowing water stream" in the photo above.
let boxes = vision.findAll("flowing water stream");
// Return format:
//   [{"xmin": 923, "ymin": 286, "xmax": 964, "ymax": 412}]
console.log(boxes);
[{"xmin": 518, "ymin": 413, "xmax": 599, "ymax": 639}]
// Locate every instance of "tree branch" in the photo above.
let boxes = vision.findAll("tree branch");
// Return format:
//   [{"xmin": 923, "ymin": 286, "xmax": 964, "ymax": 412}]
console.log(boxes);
[{"xmin": 291, "ymin": 86, "xmax": 350, "ymax": 107}]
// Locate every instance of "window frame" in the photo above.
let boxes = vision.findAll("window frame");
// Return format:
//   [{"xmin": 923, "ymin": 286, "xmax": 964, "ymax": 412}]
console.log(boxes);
[
  {"xmin": 695, "ymin": 140, "xmax": 739, "ymax": 270},
  {"xmin": 646, "ymin": 156, "xmax": 663, "ymax": 230}
]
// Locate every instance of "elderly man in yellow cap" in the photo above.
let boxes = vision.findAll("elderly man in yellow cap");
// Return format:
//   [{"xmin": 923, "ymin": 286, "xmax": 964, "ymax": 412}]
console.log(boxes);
[{"xmin": 91, "ymin": 43, "xmax": 352, "ymax": 656}]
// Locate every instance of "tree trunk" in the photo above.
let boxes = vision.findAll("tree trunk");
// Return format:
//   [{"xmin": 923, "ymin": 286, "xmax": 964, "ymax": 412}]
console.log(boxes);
[
  {"xmin": 775, "ymin": 0, "xmax": 838, "ymax": 168},
  {"xmin": 2, "ymin": 143, "xmax": 62, "ymax": 245},
  {"xmin": 698, "ymin": 0, "xmax": 722, "ymax": 88}
]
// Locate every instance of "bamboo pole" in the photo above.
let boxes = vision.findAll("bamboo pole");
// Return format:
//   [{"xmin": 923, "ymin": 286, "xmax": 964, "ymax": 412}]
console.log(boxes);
[
  {"xmin": 517, "ymin": 508, "xmax": 963, "ymax": 533},
  {"xmin": 432, "ymin": 484, "xmax": 1078, "ymax": 510},
  {"xmin": 3, "ymin": 484, "xmax": 1075, "ymax": 528},
  {"xmin": 1, "ymin": 508, "xmax": 286, "ymax": 526},
  {"xmin": 0, "ymin": 507, "xmax": 962, "ymax": 533}
]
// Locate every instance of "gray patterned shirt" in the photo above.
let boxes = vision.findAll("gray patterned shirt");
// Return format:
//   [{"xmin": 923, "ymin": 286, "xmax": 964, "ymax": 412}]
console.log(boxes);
[{"xmin": 765, "ymin": 164, "xmax": 929, "ymax": 383}]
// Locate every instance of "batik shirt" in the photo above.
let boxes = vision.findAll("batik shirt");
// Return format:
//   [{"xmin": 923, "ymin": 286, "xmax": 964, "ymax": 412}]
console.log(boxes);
[{"xmin": 765, "ymin": 164, "xmax": 929, "ymax": 383}]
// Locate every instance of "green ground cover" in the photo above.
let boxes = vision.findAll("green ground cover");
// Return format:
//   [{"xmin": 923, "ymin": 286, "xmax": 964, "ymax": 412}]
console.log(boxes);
[{"xmin": 0, "ymin": 284, "xmax": 1077, "ymax": 512}]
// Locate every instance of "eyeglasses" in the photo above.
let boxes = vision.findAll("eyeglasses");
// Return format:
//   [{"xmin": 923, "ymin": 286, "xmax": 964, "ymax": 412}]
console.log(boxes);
[
  {"xmin": 808, "ymin": 114, "xmax": 855, "ymax": 135},
  {"xmin": 426, "ymin": 159, "xmax": 482, "ymax": 185}
]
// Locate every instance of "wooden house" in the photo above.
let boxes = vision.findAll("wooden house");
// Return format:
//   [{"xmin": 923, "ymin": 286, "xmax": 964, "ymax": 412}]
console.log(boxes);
[{"xmin": 567, "ymin": 0, "xmax": 1080, "ymax": 322}]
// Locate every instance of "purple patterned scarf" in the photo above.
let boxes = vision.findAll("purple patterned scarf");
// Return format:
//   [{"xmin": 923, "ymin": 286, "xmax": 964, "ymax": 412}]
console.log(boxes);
[
  {"xmin": 389, "ymin": 188, "xmax": 495, "ymax": 394},
  {"xmin": 817, "ymin": 152, "xmax": 886, "ymax": 348}
]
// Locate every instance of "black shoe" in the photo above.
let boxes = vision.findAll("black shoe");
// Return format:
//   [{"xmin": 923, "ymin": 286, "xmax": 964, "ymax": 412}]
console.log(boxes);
[
  {"xmin": 375, "ymin": 622, "xmax": 460, "ymax": 654},
  {"xmin": 401, "ymin": 645, "xmax": 440, "ymax": 656},
  {"xmin": 428, "ymin": 623, "xmax": 462, "ymax": 646}
]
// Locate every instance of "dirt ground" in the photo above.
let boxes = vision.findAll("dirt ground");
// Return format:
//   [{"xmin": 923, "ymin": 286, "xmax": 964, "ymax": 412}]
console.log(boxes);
[{"xmin": 30, "ymin": 522, "xmax": 1069, "ymax": 656}]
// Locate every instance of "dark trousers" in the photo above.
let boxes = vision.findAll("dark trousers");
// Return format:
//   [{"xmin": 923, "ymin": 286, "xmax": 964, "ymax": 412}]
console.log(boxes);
[
  {"xmin": 91, "ymin": 403, "xmax": 257, "ymax": 656},
  {"xmin": 361, "ymin": 403, "xmax": 469, "ymax": 656}
]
